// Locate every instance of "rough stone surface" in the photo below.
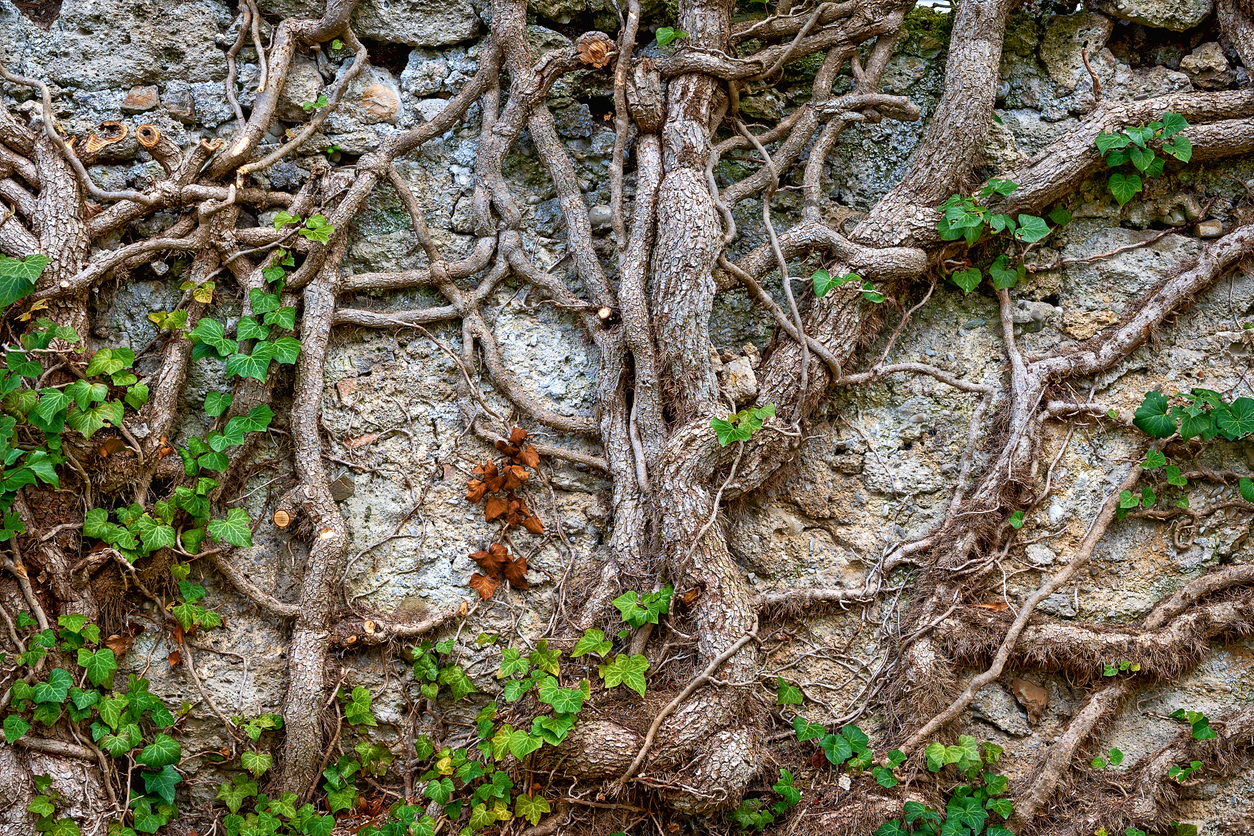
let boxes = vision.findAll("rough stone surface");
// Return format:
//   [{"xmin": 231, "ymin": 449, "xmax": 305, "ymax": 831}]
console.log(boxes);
[
  {"xmin": 2, "ymin": 3, "xmax": 1254, "ymax": 834},
  {"xmin": 256, "ymin": 0, "xmax": 480, "ymax": 46},
  {"xmin": 1096, "ymin": 0, "xmax": 1213, "ymax": 31}
]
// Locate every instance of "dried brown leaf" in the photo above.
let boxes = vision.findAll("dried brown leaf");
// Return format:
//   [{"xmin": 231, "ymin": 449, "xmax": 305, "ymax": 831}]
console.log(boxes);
[
  {"xmin": 345, "ymin": 432, "xmax": 380, "ymax": 450},
  {"xmin": 470, "ymin": 548, "xmax": 509, "ymax": 576},
  {"xmin": 97, "ymin": 437, "xmax": 125, "ymax": 457},
  {"xmin": 502, "ymin": 556, "xmax": 529, "ymax": 589},
  {"xmin": 577, "ymin": 38, "xmax": 613, "ymax": 68},
  {"xmin": 484, "ymin": 496, "xmax": 508, "ymax": 522},
  {"xmin": 105, "ymin": 634, "xmax": 134, "ymax": 656},
  {"xmin": 465, "ymin": 479, "xmax": 488, "ymax": 503},
  {"xmin": 517, "ymin": 444, "xmax": 540, "ymax": 469},
  {"xmin": 502, "ymin": 464, "xmax": 529, "ymax": 490},
  {"xmin": 469, "ymin": 572, "xmax": 500, "ymax": 600},
  {"xmin": 494, "ymin": 439, "xmax": 520, "ymax": 458},
  {"xmin": 521, "ymin": 515, "xmax": 544, "ymax": 535},
  {"xmin": 509, "ymin": 427, "xmax": 528, "ymax": 445}
]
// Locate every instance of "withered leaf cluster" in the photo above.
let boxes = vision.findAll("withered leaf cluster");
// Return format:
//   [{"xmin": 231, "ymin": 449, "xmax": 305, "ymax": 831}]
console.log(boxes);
[
  {"xmin": 469, "ymin": 543, "xmax": 528, "ymax": 600},
  {"xmin": 464, "ymin": 428, "xmax": 544, "ymax": 599},
  {"xmin": 464, "ymin": 427, "xmax": 544, "ymax": 535}
]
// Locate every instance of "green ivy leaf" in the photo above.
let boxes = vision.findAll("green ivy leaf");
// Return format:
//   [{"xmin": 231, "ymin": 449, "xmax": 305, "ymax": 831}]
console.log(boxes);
[
  {"xmin": 531, "ymin": 712, "xmax": 577, "ymax": 746},
  {"xmin": 528, "ymin": 640, "xmax": 562, "ymax": 676},
  {"xmin": 264, "ymin": 306, "xmax": 296, "ymax": 331},
  {"xmin": 1048, "ymin": 206, "xmax": 1072, "ymax": 226},
  {"xmin": 77, "ymin": 647, "xmax": 118, "ymax": 687},
  {"xmin": 274, "ymin": 211, "xmax": 302, "ymax": 229},
  {"xmin": 874, "ymin": 821, "xmax": 909, "ymax": 836},
  {"xmin": 1108, "ymin": 172, "xmax": 1143, "ymax": 207},
  {"xmin": 819, "ymin": 733, "xmax": 852, "ymax": 765},
  {"xmin": 655, "ymin": 26, "xmax": 687, "ymax": 46},
  {"xmin": 873, "ymin": 765, "xmax": 899, "ymax": 788},
  {"xmin": 236, "ymin": 404, "xmax": 275, "ymax": 434},
  {"xmin": 34, "ymin": 667, "xmax": 72, "ymax": 704},
  {"xmin": 989, "ymin": 255, "xmax": 1022, "ymax": 290},
  {"xmin": 143, "ymin": 765, "xmax": 182, "ymax": 804},
  {"xmin": 1162, "ymin": 135, "xmax": 1192, "ymax": 162},
  {"xmin": 216, "ymin": 776, "xmax": 258, "ymax": 814},
  {"xmin": 241, "ymin": 750, "xmax": 273, "ymax": 777},
  {"xmin": 1160, "ymin": 112, "xmax": 1188, "ymax": 138},
  {"xmin": 951, "ymin": 267, "xmax": 982, "ymax": 295},
  {"xmin": 813, "ymin": 269, "xmax": 861, "ymax": 299},
  {"xmin": 225, "ymin": 341, "xmax": 277, "ymax": 382},
  {"xmin": 1009, "ymin": 509, "xmax": 1025, "ymax": 529},
  {"xmin": 4, "ymin": 715, "xmax": 30, "ymax": 743},
  {"xmin": 1216, "ymin": 397, "xmax": 1254, "ymax": 440},
  {"xmin": 925, "ymin": 741, "xmax": 948, "ymax": 772},
  {"xmin": 272, "ymin": 336, "xmax": 302, "ymax": 365},
  {"xmin": 344, "ymin": 685, "xmax": 377, "ymax": 727},
  {"xmin": 775, "ymin": 677, "xmax": 804, "ymax": 706},
  {"xmin": 1133, "ymin": 391, "xmax": 1176, "ymax": 438},
  {"xmin": 1095, "ymin": 132, "xmax": 1130, "ymax": 155},
  {"xmin": 0, "ymin": 254, "xmax": 48, "ymax": 307},
  {"xmin": 514, "ymin": 793, "xmax": 551, "ymax": 826},
  {"xmin": 203, "ymin": 392, "xmax": 233, "ymax": 418},
  {"xmin": 188, "ymin": 318, "xmax": 239, "ymax": 358},
  {"xmin": 438, "ymin": 664, "xmax": 476, "ymax": 701},
  {"xmin": 1141, "ymin": 449, "xmax": 1167, "ymax": 469},
  {"xmin": 137, "ymin": 733, "xmax": 182, "ymax": 767},
  {"xmin": 1014, "ymin": 214, "xmax": 1051, "ymax": 243},
  {"xmin": 946, "ymin": 795, "xmax": 988, "ymax": 833},
  {"xmin": 425, "ymin": 776, "xmax": 453, "ymax": 804},
  {"xmin": 793, "ymin": 715, "xmax": 826, "ymax": 741},
  {"xmin": 298, "ymin": 214, "xmax": 335, "ymax": 244},
  {"xmin": 1128, "ymin": 145, "xmax": 1156, "ymax": 172},
  {"xmin": 207, "ymin": 508, "xmax": 252, "ymax": 548},
  {"xmin": 598, "ymin": 653, "xmax": 649, "ymax": 697},
  {"xmin": 571, "ymin": 628, "xmax": 612, "ymax": 658},
  {"xmin": 536, "ymin": 676, "xmax": 584, "ymax": 714},
  {"xmin": 236, "ymin": 316, "xmax": 270, "ymax": 341},
  {"xmin": 491, "ymin": 724, "xmax": 543, "ymax": 761},
  {"xmin": 84, "ymin": 347, "xmax": 135, "ymax": 379}
]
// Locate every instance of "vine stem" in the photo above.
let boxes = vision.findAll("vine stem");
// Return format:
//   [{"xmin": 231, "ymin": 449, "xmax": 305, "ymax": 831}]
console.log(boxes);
[{"xmin": 616, "ymin": 618, "xmax": 759, "ymax": 785}]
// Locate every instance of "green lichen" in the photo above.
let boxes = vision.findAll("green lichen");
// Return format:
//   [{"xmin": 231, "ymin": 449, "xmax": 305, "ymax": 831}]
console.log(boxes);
[{"xmin": 900, "ymin": 6, "xmax": 953, "ymax": 59}]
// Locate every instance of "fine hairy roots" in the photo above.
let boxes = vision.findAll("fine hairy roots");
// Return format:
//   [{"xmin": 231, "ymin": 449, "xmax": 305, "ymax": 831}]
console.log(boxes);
[{"xmin": 2, "ymin": 0, "xmax": 1254, "ymax": 831}]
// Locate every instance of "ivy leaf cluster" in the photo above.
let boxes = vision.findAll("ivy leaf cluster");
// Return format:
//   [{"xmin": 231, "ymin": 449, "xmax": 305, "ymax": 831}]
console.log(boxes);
[
  {"xmin": 712, "ymin": 402, "xmax": 776, "ymax": 446},
  {"xmin": 1095, "ymin": 113, "xmax": 1191, "ymax": 206}
]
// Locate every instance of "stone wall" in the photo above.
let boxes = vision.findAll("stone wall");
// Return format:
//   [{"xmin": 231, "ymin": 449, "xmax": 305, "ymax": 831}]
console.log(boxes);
[{"xmin": 0, "ymin": 0, "xmax": 1252, "ymax": 832}]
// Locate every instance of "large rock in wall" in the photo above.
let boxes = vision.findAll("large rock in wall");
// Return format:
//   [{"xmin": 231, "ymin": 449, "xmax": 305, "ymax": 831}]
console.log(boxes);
[{"xmin": 0, "ymin": 0, "xmax": 1252, "ymax": 832}]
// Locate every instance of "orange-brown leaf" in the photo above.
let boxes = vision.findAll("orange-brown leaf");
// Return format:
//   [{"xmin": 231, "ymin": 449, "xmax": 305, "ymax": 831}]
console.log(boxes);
[
  {"xmin": 168, "ymin": 650, "xmax": 183, "ymax": 668},
  {"xmin": 345, "ymin": 432, "xmax": 380, "ymax": 450},
  {"xmin": 105, "ymin": 634, "xmax": 134, "ymax": 656},
  {"xmin": 494, "ymin": 439, "xmax": 520, "ymax": 458},
  {"xmin": 502, "ymin": 556, "xmax": 529, "ymax": 589},
  {"xmin": 470, "ymin": 548, "xmax": 509, "ymax": 576},
  {"xmin": 484, "ymin": 496, "xmax": 508, "ymax": 522},
  {"xmin": 502, "ymin": 464, "xmax": 529, "ymax": 490},
  {"xmin": 509, "ymin": 427, "xmax": 528, "ymax": 445},
  {"xmin": 97, "ymin": 437, "xmax": 125, "ymax": 457},
  {"xmin": 521, "ymin": 515, "xmax": 544, "ymax": 535},
  {"xmin": 973, "ymin": 601, "xmax": 1010, "ymax": 612},
  {"xmin": 485, "ymin": 472, "xmax": 505, "ymax": 493},
  {"xmin": 577, "ymin": 38, "xmax": 613, "ymax": 68},
  {"xmin": 517, "ymin": 444, "xmax": 540, "ymax": 469},
  {"xmin": 469, "ymin": 572, "xmax": 500, "ymax": 600},
  {"xmin": 465, "ymin": 479, "xmax": 488, "ymax": 503}
]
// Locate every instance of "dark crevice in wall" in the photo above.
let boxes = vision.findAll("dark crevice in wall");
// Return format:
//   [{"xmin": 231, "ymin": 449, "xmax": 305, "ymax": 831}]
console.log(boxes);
[{"xmin": 12, "ymin": 0, "xmax": 61, "ymax": 29}]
